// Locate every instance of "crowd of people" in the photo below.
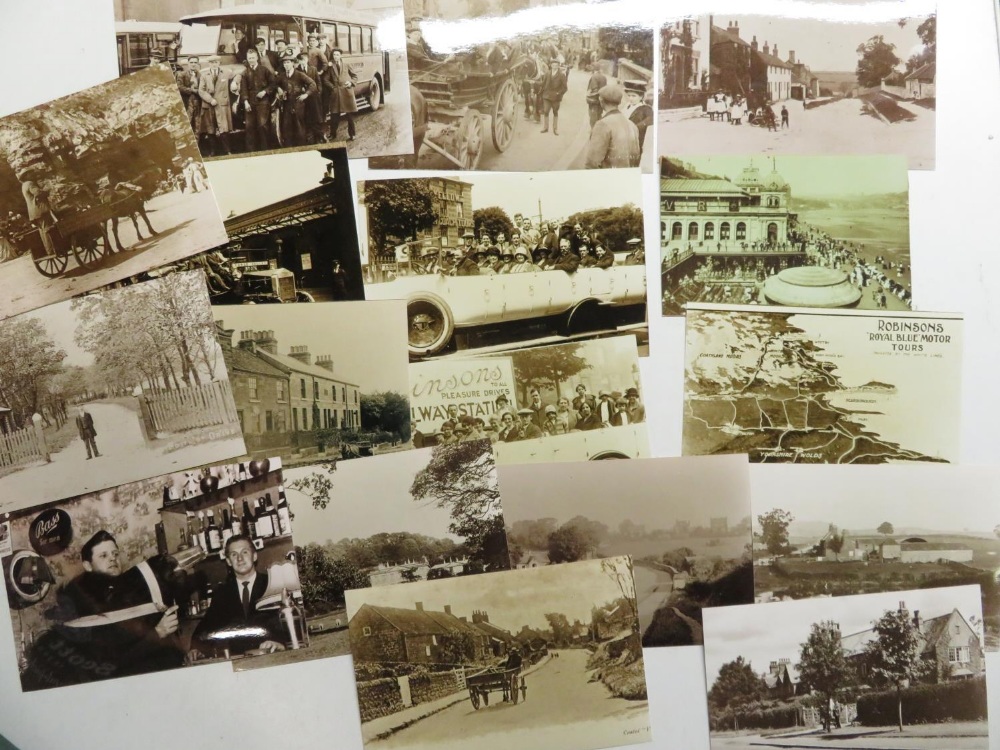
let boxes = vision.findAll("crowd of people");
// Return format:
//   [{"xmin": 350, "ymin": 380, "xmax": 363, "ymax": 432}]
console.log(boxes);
[
  {"xmin": 413, "ymin": 383, "xmax": 645, "ymax": 448},
  {"xmin": 705, "ymin": 92, "xmax": 790, "ymax": 130},
  {"xmin": 169, "ymin": 31, "xmax": 365, "ymax": 156}
]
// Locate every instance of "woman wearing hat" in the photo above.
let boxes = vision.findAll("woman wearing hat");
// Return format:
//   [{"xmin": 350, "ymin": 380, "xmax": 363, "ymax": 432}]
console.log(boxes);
[{"xmin": 508, "ymin": 247, "xmax": 538, "ymax": 274}]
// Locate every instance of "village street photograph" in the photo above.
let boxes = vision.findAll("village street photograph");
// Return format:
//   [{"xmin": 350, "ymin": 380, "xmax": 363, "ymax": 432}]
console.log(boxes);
[
  {"xmin": 234, "ymin": 439, "xmax": 509, "ymax": 669},
  {"xmin": 371, "ymin": 0, "xmax": 654, "ymax": 171},
  {"xmin": 359, "ymin": 169, "xmax": 647, "ymax": 358},
  {"xmin": 0, "ymin": 271, "xmax": 245, "ymax": 514},
  {"xmin": 702, "ymin": 585, "xmax": 987, "ymax": 750},
  {"xmin": 751, "ymin": 464, "xmax": 1000, "ymax": 651},
  {"xmin": 0, "ymin": 67, "xmax": 228, "ymax": 319},
  {"xmin": 660, "ymin": 155, "xmax": 911, "ymax": 316},
  {"xmin": 213, "ymin": 300, "xmax": 411, "ymax": 466},
  {"xmin": 114, "ymin": 0, "xmax": 414, "ymax": 162},
  {"xmin": 2, "ymin": 459, "xmax": 302, "ymax": 690},
  {"xmin": 498, "ymin": 455, "xmax": 753, "ymax": 647},
  {"xmin": 659, "ymin": 13, "xmax": 936, "ymax": 169},
  {"xmin": 346, "ymin": 556, "xmax": 650, "ymax": 750}
]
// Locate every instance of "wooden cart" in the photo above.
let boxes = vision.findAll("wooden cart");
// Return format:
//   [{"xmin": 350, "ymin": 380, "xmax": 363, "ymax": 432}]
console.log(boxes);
[
  {"xmin": 21, "ymin": 197, "xmax": 134, "ymax": 278},
  {"xmin": 466, "ymin": 665, "xmax": 526, "ymax": 709}
]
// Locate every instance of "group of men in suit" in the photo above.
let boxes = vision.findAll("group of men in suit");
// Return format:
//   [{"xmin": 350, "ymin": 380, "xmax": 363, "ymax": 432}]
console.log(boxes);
[{"xmin": 174, "ymin": 32, "xmax": 362, "ymax": 156}]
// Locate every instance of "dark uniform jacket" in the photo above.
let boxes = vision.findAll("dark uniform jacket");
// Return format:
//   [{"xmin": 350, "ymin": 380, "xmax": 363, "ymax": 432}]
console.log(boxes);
[
  {"xmin": 191, "ymin": 572, "xmax": 284, "ymax": 656},
  {"xmin": 323, "ymin": 59, "xmax": 359, "ymax": 113},
  {"xmin": 240, "ymin": 62, "xmax": 276, "ymax": 104},
  {"xmin": 549, "ymin": 250, "xmax": 580, "ymax": 273}
]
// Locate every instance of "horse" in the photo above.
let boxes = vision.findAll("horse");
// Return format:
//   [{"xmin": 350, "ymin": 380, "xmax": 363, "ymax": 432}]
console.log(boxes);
[{"xmin": 100, "ymin": 167, "xmax": 161, "ymax": 252}]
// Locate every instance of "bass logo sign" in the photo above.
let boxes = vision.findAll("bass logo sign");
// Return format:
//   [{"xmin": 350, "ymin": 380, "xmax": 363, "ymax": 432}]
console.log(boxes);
[{"xmin": 29, "ymin": 508, "xmax": 73, "ymax": 556}]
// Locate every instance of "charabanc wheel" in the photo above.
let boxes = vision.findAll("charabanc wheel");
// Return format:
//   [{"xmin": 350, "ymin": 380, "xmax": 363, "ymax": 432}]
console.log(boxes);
[
  {"xmin": 456, "ymin": 110, "xmax": 484, "ymax": 170},
  {"xmin": 492, "ymin": 78, "xmax": 518, "ymax": 153},
  {"xmin": 406, "ymin": 293, "xmax": 454, "ymax": 358},
  {"xmin": 367, "ymin": 76, "xmax": 383, "ymax": 112},
  {"xmin": 70, "ymin": 232, "xmax": 106, "ymax": 270},
  {"xmin": 295, "ymin": 291, "xmax": 315, "ymax": 302},
  {"xmin": 470, "ymin": 690, "xmax": 481, "ymax": 710},
  {"xmin": 510, "ymin": 674, "xmax": 520, "ymax": 704},
  {"xmin": 33, "ymin": 250, "xmax": 69, "ymax": 278}
]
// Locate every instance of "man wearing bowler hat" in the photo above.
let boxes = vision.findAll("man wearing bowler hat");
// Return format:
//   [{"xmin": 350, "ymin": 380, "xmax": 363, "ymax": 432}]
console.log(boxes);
[{"xmin": 584, "ymin": 83, "xmax": 640, "ymax": 169}]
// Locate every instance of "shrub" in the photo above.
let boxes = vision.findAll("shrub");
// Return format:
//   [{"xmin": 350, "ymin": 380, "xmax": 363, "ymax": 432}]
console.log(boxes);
[
  {"xmin": 856, "ymin": 677, "xmax": 987, "ymax": 725},
  {"xmin": 710, "ymin": 701, "xmax": 800, "ymax": 732}
]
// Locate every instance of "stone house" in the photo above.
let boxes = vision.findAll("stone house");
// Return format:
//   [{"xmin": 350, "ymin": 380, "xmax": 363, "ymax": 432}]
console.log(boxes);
[{"xmin": 350, "ymin": 602, "xmax": 491, "ymax": 665}]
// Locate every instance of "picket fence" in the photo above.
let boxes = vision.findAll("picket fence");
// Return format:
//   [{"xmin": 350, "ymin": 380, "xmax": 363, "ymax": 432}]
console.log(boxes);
[{"xmin": 141, "ymin": 380, "xmax": 238, "ymax": 434}]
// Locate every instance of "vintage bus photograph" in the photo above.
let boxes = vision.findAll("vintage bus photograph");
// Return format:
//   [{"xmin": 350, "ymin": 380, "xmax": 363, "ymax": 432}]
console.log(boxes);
[{"xmin": 113, "ymin": 1, "xmax": 414, "ymax": 161}]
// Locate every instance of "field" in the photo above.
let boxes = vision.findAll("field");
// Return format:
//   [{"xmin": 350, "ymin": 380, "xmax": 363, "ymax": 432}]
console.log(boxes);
[{"xmin": 600, "ymin": 535, "xmax": 749, "ymax": 561}]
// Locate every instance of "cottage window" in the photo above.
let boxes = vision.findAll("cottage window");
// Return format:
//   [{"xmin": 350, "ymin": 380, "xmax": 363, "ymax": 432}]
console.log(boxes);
[
  {"xmin": 248, "ymin": 377, "xmax": 259, "ymax": 401},
  {"xmin": 432, "ymin": 635, "xmax": 438, "ymax": 645},
  {"xmin": 276, "ymin": 380, "xmax": 286, "ymax": 402},
  {"xmin": 355, "ymin": 391, "xmax": 358, "ymax": 404},
  {"xmin": 313, "ymin": 381, "xmax": 319, "ymax": 400},
  {"xmin": 363, "ymin": 626, "xmax": 372, "ymax": 637},
  {"xmin": 948, "ymin": 646, "xmax": 970, "ymax": 663},
  {"xmin": 265, "ymin": 411, "xmax": 274, "ymax": 432},
  {"xmin": 425, "ymin": 645, "xmax": 431, "ymax": 657},
  {"xmin": 300, "ymin": 379, "xmax": 307, "ymax": 399},
  {"xmin": 342, "ymin": 386, "xmax": 347, "ymax": 402}
]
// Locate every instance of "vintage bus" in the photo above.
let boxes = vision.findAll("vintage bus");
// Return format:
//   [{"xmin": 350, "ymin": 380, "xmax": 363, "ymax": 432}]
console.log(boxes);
[
  {"xmin": 178, "ymin": 4, "xmax": 391, "ymax": 111},
  {"xmin": 115, "ymin": 21, "xmax": 182, "ymax": 76}
]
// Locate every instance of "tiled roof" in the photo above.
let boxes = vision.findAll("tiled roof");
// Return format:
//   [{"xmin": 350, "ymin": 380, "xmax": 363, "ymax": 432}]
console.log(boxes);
[
  {"xmin": 472, "ymin": 620, "xmax": 516, "ymax": 642},
  {"xmin": 754, "ymin": 50, "xmax": 792, "ymax": 69},
  {"xmin": 255, "ymin": 349, "xmax": 359, "ymax": 387},
  {"xmin": 711, "ymin": 25, "xmax": 750, "ymax": 48},
  {"xmin": 363, "ymin": 604, "xmax": 452, "ymax": 635},
  {"xmin": 661, "ymin": 178, "xmax": 748, "ymax": 196},
  {"xmin": 919, "ymin": 613, "xmax": 951, "ymax": 656},
  {"xmin": 424, "ymin": 610, "xmax": 486, "ymax": 637},
  {"xmin": 906, "ymin": 62, "xmax": 935, "ymax": 81},
  {"xmin": 225, "ymin": 346, "xmax": 288, "ymax": 380}
]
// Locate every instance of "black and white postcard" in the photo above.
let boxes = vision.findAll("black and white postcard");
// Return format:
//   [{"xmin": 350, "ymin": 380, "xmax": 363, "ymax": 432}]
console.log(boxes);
[
  {"xmin": 359, "ymin": 170, "xmax": 647, "ymax": 358},
  {"xmin": 0, "ymin": 67, "xmax": 228, "ymax": 319},
  {"xmin": 370, "ymin": 0, "xmax": 654, "ymax": 171},
  {"xmin": 499, "ymin": 455, "xmax": 752, "ymax": 647},
  {"xmin": 702, "ymin": 586, "xmax": 986, "ymax": 749},
  {"xmin": 0, "ymin": 271, "xmax": 245, "ymax": 513},
  {"xmin": 410, "ymin": 337, "xmax": 650, "ymax": 465},
  {"xmin": 346, "ymin": 556, "xmax": 651, "ymax": 750},
  {"xmin": 683, "ymin": 304, "xmax": 962, "ymax": 464},
  {"xmin": 659, "ymin": 155, "xmax": 911, "ymax": 316},
  {"xmin": 114, "ymin": 2, "xmax": 414, "ymax": 161},
  {"xmin": 213, "ymin": 300, "xmax": 411, "ymax": 467},
  {"xmin": 659, "ymin": 12, "xmax": 937, "ymax": 169},
  {"xmin": 752, "ymin": 464, "xmax": 1000, "ymax": 651},
  {"xmin": 0, "ymin": 458, "xmax": 317, "ymax": 690},
  {"xmin": 234, "ymin": 439, "xmax": 509, "ymax": 669}
]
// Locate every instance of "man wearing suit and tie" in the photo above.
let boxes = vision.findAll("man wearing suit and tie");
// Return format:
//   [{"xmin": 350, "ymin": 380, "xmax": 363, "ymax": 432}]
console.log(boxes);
[
  {"xmin": 323, "ymin": 48, "xmax": 359, "ymax": 141},
  {"xmin": 241, "ymin": 48, "xmax": 276, "ymax": 152},
  {"xmin": 189, "ymin": 536, "xmax": 285, "ymax": 658}
]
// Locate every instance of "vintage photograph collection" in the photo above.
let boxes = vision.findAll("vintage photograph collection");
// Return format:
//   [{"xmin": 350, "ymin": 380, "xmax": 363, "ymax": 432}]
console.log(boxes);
[{"xmin": 3, "ymin": 2, "xmax": 993, "ymax": 750}]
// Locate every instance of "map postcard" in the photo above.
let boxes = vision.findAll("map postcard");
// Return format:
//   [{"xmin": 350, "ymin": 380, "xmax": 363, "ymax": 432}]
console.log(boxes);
[
  {"xmin": 751, "ymin": 464, "xmax": 1000, "ymax": 651},
  {"xmin": 346, "ymin": 556, "xmax": 651, "ymax": 750},
  {"xmin": 659, "ymin": 12, "xmax": 937, "ymax": 170},
  {"xmin": 114, "ymin": 1, "xmax": 414, "ymax": 162},
  {"xmin": 410, "ymin": 337, "xmax": 650, "ymax": 465},
  {"xmin": 0, "ymin": 458, "xmax": 314, "ymax": 691},
  {"xmin": 499, "ymin": 454, "xmax": 753, "ymax": 648},
  {"xmin": 659, "ymin": 154, "xmax": 911, "ymax": 316},
  {"xmin": 0, "ymin": 271, "xmax": 246, "ymax": 515},
  {"xmin": 232, "ymin": 439, "xmax": 509, "ymax": 670},
  {"xmin": 0, "ymin": 66, "xmax": 228, "ymax": 320},
  {"xmin": 358, "ymin": 170, "xmax": 647, "ymax": 358},
  {"xmin": 683, "ymin": 304, "xmax": 962, "ymax": 464},
  {"xmin": 702, "ymin": 585, "xmax": 987, "ymax": 750},
  {"xmin": 212, "ymin": 300, "xmax": 412, "ymax": 468}
]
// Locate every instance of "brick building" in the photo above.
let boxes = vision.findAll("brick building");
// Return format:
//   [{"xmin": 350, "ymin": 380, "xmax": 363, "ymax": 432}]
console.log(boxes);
[{"xmin": 350, "ymin": 602, "xmax": 491, "ymax": 664}]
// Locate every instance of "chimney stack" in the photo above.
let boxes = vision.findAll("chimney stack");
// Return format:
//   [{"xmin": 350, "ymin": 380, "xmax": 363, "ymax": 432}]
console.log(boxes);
[
  {"xmin": 316, "ymin": 355, "xmax": 334, "ymax": 372},
  {"xmin": 751, "ymin": 35, "xmax": 758, "ymax": 52},
  {"xmin": 289, "ymin": 345, "xmax": 312, "ymax": 366},
  {"xmin": 769, "ymin": 661, "xmax": 780, "ymax": 675},
  {"xmin": 763, "ymin": 41, "xmax": 770, "ymax": 56},
  {"xmin": 444, "ymin": 605, "xmax": 452, "ymax": 615},
  {"xmin": 772, "ymin": 44, "xmax": 779, "ymax": 59},
  {"xmin": 415, "ymin": 602, "xmax": 424, "ymax": 611},
  {"xmin": 788, "ymin": 50, "xmax": 796, "ymax": 65},
  {"xmin": 238, "ymin": 329, "xmax": 278, "ymax": 355},
  {"xmin": 727, "ymin": 20, "xmax": 740, "ymax": 39}
]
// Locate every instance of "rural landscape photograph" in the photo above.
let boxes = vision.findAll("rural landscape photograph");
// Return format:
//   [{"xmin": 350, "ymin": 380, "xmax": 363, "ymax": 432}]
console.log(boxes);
[{"xmin": 499, "ymin": 455, "xmax": 753, "ymax": 646}]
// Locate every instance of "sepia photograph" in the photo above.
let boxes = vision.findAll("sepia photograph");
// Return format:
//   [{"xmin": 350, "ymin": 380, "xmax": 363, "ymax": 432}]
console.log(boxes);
[
  {"xmin": 346, "ymin": 555, "xmax": 651, "ymax": 750},
  {"xmin": 0, "ymin": 67, "xmax": 228, "ymax": 319},
  {"xmin": 751, "ymin": 464, "xmax": 1000, "ymax": 651},
  {"xmin": 370, "ymin": 0, "xmax": 653, "ymax": 171},
  {"xmin": 114, "ymin": 0, "xmax": 414, "ymax": 161},
  {"xmin": 0, "ymin": 458, "xmax": 318, "ymax": 690},
  {"xmin": 233, "ymin": 439, "xmax": 509, "ymax": 668},
  {"xmin": 499, "ymin": 455, "xmax": 753, "ymax": 648},
  {"xmin": 214, "ymin": 300, "xmax": 411, "ymax": 466},
  {"xmin": 359, "ymin": 170, "xmax": 647, "ymax": 358},
  {"xmin": 702, "ymin": 585, "xmax": 987, "ymax": 750},
  {"xmin": 410, "ymin": 337, "xmax": 648, "ymax": 464},
  {"xmin": 659, "ymin": 155, "xmax": 911, "ymax": 316},
  {"xmin": 683, "ymin": 304, "xmax": 962, "ymax": 465},
  {"xmin": 0, "ymin": 271, "xmax": 245, "ymax": 514},
  {"xmin": 659, "ymin": 12, "xmax": 937, "ymax": 169}
]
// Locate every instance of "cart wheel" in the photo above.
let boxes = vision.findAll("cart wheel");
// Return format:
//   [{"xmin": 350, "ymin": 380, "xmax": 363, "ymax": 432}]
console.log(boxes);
[
  {"xmin": 70, "ymin": 232, "xmax": 106, "ymax": 270},
  {"xmin": 470, "ymin": 690, "xmax": 481, "ymax": 710},
  {"xmin": 520, "ymin": 677, "xmax": 527, "ymax": 702},
  {"xmin": 510, "ymin": 674, "xmax": 520, "ymax": 704},
  {"xmin": 33, "ymin": 251, "xmax": 69, "ymax": 278},
  {"xmin": 456, "ymin": 110, "xmax": 484, "ymax": 170},
  {"xmin": 492, "ymin": 78, "xmax": 518, "ymax": 153}
]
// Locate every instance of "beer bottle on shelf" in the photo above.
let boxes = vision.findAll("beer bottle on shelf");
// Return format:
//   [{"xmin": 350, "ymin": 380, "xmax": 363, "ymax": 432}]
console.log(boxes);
[
  {"xmin": 263, "ymin": 493, "xmax": 279, "ymax": 534},
  {"xmin": 205, "ymin": 510, "xmax": 222, "ymax": 553},
  {"xmin": 202, "ymin": 582, "xmax": 214, "ymax": 613},
  {"xmin": 221, "ymin": 507, "xmax": 234, "ymax": 547},
  {"xmin": 196, "ymin": 511, "xmax": 208, "ymax": 551},
  {"xmin": 186, "ymin": 510, "xmax": 200, "ymax": 550},
  {"xmin": 276, "ymin": 488, "xmax": 292, "ymax": 536},
  {"xmin": 255, "ymin": 497, "xmax": 275, "ymax": 539},
  {"xmin": 242, "ymin": 498, "xmax": 257, "ymax": 539},
  {"xmin": 230, "ymin": 498, "xmax": 242, "ymax": 538},
  {"xmin": 184, "ymin": 511, "xmax": 195, "ymax": 549},
  {"xmin": 237, "ymin": 462, "xmax": 249, "ymax": 482}
]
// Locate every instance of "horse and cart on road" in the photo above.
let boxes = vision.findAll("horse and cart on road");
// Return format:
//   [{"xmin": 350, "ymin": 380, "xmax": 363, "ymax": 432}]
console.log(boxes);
[{"xmin": 465, "ymin": 665, "xmax": 527, "ymax": 709}]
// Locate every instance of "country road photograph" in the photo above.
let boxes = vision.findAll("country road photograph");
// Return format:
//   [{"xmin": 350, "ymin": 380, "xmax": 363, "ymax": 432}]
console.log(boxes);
[
  {"xmin": 498, "ymin": 454, "xmax": 753, "ymax": 647},
  {"xmin": 346, "ymin": 556, "xmax": 651, "ymax": 750},
  {"xmin": 0, "ymin": 271, "xmax": 245, "ymax": 513}
]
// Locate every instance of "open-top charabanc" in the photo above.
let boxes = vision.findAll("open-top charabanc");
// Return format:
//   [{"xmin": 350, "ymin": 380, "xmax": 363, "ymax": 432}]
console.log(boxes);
[{"xmin": 465, "ymin": 665, "xmax": 526, "ymax": 709}]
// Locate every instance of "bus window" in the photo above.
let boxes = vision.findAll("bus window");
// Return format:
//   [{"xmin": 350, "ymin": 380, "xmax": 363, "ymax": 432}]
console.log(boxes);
[
  {"xmin": 322, "ymin": 23, "xmax": 336, "ymax": 51},
  {"xmin": 363, "ymin": 27, "xmax": 373, "ymax": 53},
  {"xmin": 335, "ymin": 24, "xmax": 347, "ymax": 52},
  {"xmin": 218, "ymin": 27, "xmax": 238, "ymax": 55},
  {"xmin": 350, "ymin": 25, "xmax": 361, "ymax": 54},
  {"xmin": 305, "ymin": 20, "xmax": 321, "ymax": 35},
  {"xmin": 256, "ymin": 25, "xmax": 271, "ymax": 49},
  {"xmin": 129, "ymin": 36, "xmax": 150, "ymax": 67}
]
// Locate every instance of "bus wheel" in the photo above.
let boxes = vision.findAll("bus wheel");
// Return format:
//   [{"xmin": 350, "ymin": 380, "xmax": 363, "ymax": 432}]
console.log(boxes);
[{"xmin": 368, "ymin": 76, "xmax": 383, "ymax": 112}]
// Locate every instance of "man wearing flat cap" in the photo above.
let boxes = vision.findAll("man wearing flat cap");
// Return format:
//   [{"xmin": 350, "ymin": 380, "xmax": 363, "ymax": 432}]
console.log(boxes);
[
  {"xmin": 515, "ymin": 409, "xmax": 543, "ymax": 441},
  {"xmin": 584, "ymin": 83, "xmax": 640, "ymax": 170}
]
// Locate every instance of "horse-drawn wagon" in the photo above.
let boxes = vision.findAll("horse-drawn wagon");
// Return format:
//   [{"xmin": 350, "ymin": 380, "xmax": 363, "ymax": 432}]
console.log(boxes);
[{"xmin": 465, "ymin": 665, "xmax": 526, "ymax": 709}]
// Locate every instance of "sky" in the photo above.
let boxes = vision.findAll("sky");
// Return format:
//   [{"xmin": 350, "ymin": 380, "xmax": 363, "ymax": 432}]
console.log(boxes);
[
  {"xmin": 345, "ymin": 556, "xmax": 634, "ymax": 632},
  {"xmin": 214, "ymin": 300, "xmax": 410, "ymax": 393},
  {"xmin": 205, "ymin": 151, "xmax": 334, "ymax": 219},
  {"xmin": 25, "ymin": 299, "xmax": 94, "ymax": 368},
  {"xmin": 285, "ymin": 447, "xmax": 460, "ymax": 545},
  {"xmin": 702, "ymin": 585, "xmax": 983, "ymax": 687},
  {"xmin": 752, "ymin": 464, "xmax": 1000, "ymax": 536},
  {"xmin": 499, "ymin": 455, "xmax": 751, "ymax": 529},
  {"xmin": 674, "ymin": 155, "xmax": 909, "ymax": 198},
  {"xmin": 720, "ymin": 13, "xmax": 931, "ymax": 72}
]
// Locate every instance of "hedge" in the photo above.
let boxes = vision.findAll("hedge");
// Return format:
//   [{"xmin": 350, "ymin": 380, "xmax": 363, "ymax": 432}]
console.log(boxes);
[
  {"xmin": 856, "ymin": 677, "xmax": 987, "ymax": 725},
  {"xmin": 710, "ymin": 702, "xmax": 800, "ymax": 732}
]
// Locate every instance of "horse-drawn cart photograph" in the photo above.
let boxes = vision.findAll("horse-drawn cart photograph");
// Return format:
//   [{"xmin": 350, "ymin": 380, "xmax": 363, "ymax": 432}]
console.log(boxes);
[{"xmin": 0, "ymin": 66, "xmax": 228, "ymax": 319}]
